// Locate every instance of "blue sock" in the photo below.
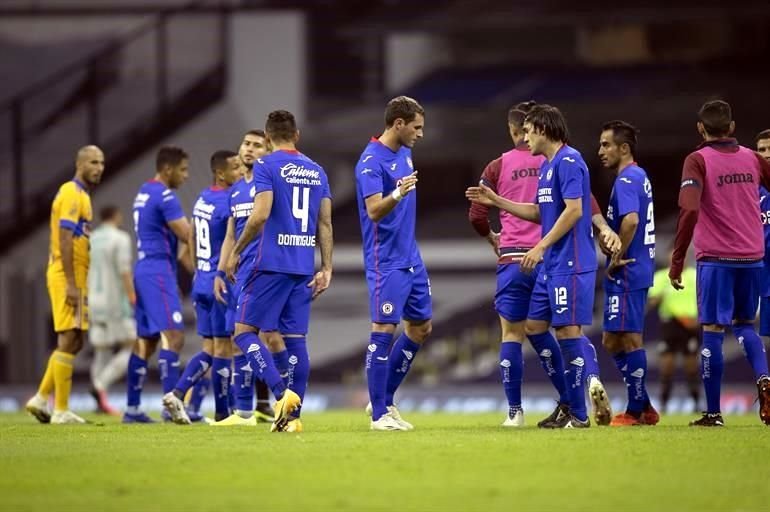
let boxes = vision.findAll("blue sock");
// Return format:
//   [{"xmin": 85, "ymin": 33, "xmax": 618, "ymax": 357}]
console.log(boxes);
[
  {"xmin": 366, "ymin": 332, "xmax": 393, "ymax": 421},
  {"xmin": 174, "ymin": 351, "xmax": 212, "ymax": 395},
  {"xmin": 385, "ymin": 333, "xmax": 421, "ymax": 407},
  {"xmin": 528, "ymin": 331, "xmax": 569, "ymax": 404},
  {"xmin": 625, "ymin": 349, "xmax": 648, "ymax": 414},
  {"xmin": 286, "ymin": 337, "xmax": 309, "ymax": 417},
  {"xmin": 232, "ymin": 354, "xmax": 254, "ymax": 412},
  {"xmin": 701, "ymin": 331, "xmax": 725, "ymax": 414},
  {"xmin": 126, "ymin": 353, "xmax": 147, "ymax": 409},
  {"xmin": 562, "ymin": 338, "xmax": 588, "ymax": 421},
  {"xmin": 499, "ymin": 341, "xmax": 523, "ymax": 413},
  {"xmin": 211, "ymin": 357, "xmax": 231, "ymax": 418},
  {"xmin": 734, "ymin": 323, "xmax": 770, "ymax": 381},
  {"xmin": 158, "ymin": 349, "xmax": 181, "ymax": 394},
  {"xmin": 611, "ymin": 351, "xmax": 628, "ymax": 381},
  {"xmin": 189, "ymin": 377, "xmax": 210, "ymax": 413},
  {"xmin": 234, "ymin": 332, "xmax": 287, "ymax": 400},
  {"xmin": 584, "ymin": 339, "xmax": 601, "ymax": 383},
  {"xmin": 272, "ymin": 349, "xmax": 290, "ymax": 382}
]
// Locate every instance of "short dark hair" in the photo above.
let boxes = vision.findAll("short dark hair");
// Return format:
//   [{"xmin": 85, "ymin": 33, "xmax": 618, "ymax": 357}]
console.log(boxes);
[
  {"xmin": 156, "ymin": 145, "xmax": 188, "ymax": 171},
  {"xmin": 99, "ymin": 205, "xmax": 120, "ymax": 222},
  {"xmin": 698, "ymin": 100, "xmax": 732, "ymax": 137},
  {"xmin": 210, "ymin": 149, "xmax": 238, "ymax": 174},
  {"xmin": 524, "ymin": 104, "xmax": 569, "ymax": 143},
  {"xmin": 384, "ymin": 96, "xmax": 425, "ymax": 127},
  {"xmin": 245, "ymin": 129, "xmax": 266, "ymax": 139},
  {"xmin": 602, "ymin": 120, "xmax": 639, "ymax": 158},
  {"xmin": 265, "ymin": 110, "xmax": 297, "ymax": 143},
  {"xmin": 756, "ymin": 129, "xmax": 770, "ymax": 144}
]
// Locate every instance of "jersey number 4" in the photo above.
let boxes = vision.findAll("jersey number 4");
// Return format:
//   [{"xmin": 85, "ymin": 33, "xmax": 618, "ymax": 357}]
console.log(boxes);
[{"xmin": 292, "ymin": 186, "xmax": 310, "ymax": 233}]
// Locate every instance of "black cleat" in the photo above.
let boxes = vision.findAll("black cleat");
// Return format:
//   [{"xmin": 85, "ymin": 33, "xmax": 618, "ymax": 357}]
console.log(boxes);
[
  {"xmin": 689, "ymin": 412, "xmax": 725, "ymax": 427},
  {"xmin": 757, "ymin": 377, "xmax": 770, "ymax": 426},
  {"xmin": 538, "ymin": 402, "xmax": 570, "ymax": 429},
  {"xmin": 552, "ymin": 412, "xmax": 590, "ymax": 429}
]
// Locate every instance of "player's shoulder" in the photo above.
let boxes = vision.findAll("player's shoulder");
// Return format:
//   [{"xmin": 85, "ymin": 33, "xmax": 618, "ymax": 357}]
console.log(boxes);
[{"xmin": 557, "ymin": 146, "xmax": 587, "ymax": 169}]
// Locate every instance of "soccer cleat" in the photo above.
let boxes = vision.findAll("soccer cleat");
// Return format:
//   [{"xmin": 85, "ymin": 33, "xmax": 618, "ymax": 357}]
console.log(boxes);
[
  {"xmin": 365, "ymin": 402, "xmax": 414, "ymax": 430},
  {"xmin": 254, "ymin": 407, "xmax": 275, "ymax": 424},
  {"xmin": 210, "ymin": 413, "xmax": 257, "ymax": 427},
  {"xmin": 588, "ymin": 377, "xmax": 612, "ymax": 426},
  {"xmin": 162, "ymin": 392, "xmax": 192, "ymax": 425},
  {"xmin": 186, "ymin": 410, "xmax": 205, "ymax": 423},
  {"xmin": 25, "ymin": 394, "xmax": 51, "ymax": 424},
  {"xmin": 757, "ymin": 377, "xmax": 770, "ymax": 425},
  {"xmin": 370, "ymin": 412, "xmax": 409, "ymax": 431},
  {"xmin": 284, "ymin": 418, "xmax": 303, "ymax": 433},
  {"xmin": 610, "ymin": 412, "xmax": 642, "ymax": 427},
  {"xmin": 553, "ymin": 413, "xmax": 590, "ymax": 429},
  {"xmin": 641, "ymin": 403, "xmax": 660, "ymax": 426},
  {"xmin": 51, "ymin": 410, "xmax": 87, "ymax": 424},
  {"xmin": 270, "ymin": 389, "xmax": 302, "ymax": 432},
  {"xmin": 502, "ymin": 409, "xmax": 525, "ymax": 427},
  {"xmin": 90, "ymin": 387, "xmax": 121, "ymax": 416},
  {"xmin": 122, "ymin": 411, "xmax": 156, "ymax": 423},
  {"xmin": 537, "ymin": 402, "xmax": 570, "ymax": 429},
  {"xmin": 365, "ymin": 401, "xmax": 373, "ymax": 416},
  {"xmin": 689, "ymin": 412, "xmax": 725, "ymax": 427}
]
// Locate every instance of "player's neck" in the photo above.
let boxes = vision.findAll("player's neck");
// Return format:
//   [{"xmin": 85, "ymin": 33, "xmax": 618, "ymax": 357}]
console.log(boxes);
[
  {"xmin": 154, "ymin": 173, "xmax": 172, "ymax": 188},
  {"xmin": 273, "ymin": 142, "xmax": 297, "ymax": 152},
  {"xmin": 543, "ymin": 140, "xmax": 564, "ymax": 162},
  {"xmin": 378, "ymin": 130, "xmax": 401, "ymax": 152},
  {"xmin": 615, "ymin": 157, "xmax": 634, "ymax": 175},
  {"xmin": 73, "ymin": 173, "xmax": 90, "ymax": 191}
]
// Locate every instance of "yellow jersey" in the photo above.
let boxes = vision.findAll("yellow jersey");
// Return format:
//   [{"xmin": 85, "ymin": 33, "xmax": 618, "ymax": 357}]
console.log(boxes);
[{"xmin": 48, "ymin": 179, "xmax": 92, "ymax": 277}]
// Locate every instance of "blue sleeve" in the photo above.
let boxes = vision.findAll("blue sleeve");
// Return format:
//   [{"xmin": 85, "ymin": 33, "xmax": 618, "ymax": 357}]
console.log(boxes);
[
  {"xmin": 322, "ymin": 175, "xmax": 332, "ymax": 200},
  {"xmin": 253, "ymin": 162, "xmax": 273, "ymax": 194},
  {"xmin": 615, "ymin": 178, "xmax": 640, "ymax": 217},
  {"xmin": 357, "ymin": 158, "xmax": 383, "ymax": 198},
  {"xmin": 161, "ymin": 191, "xmax": 185, "ymax": 223},
  {"xmin": 558, "ymin": 159, "xmax": 585, "ymax": 200}
]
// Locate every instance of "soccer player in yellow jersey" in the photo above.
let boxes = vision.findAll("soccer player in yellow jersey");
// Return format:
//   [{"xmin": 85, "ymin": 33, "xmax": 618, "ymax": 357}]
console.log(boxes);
[{"xmin": 26, "ymin": 145, "xmax": 104, "ymax": 424}]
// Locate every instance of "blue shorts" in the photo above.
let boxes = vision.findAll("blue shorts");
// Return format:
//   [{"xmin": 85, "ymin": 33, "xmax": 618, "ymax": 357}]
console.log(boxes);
[
  {"xmin": 193, "ymin": 290, "xmax": 229, "ymax": 338},
  {"xmin": 366, "ymin": 263, "xmax": 432, "ymax": 323},
  {"xmin": 696, "ymin": 261, "xmax": 761, "ymax": 326},
  {"xmin": 603, "ymin": 288, "xmax": 648, "ymax": 333},
  {"xmin": 495, "ymin": 263, "xmax": 537, "ymax": 322},
  {"xmin": 527, "ymin": 270, "xmax": 595, "ymax": 327},
  {"xmin": 760, "ymin": 296, "xmax": 770, "ymax": 337},
  {"xmin": 236, "ymin": 271, "xmax": 312, "ymax": 334},
  {"xmin": 134, "ymin": 270, "xmax": 184, "ymax": 339}
]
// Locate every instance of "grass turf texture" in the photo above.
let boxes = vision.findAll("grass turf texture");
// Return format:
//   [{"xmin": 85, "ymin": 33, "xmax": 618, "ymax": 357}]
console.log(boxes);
[{"xmin": 1, "ymin": 411, "xmax": 766, "ymax": 512}]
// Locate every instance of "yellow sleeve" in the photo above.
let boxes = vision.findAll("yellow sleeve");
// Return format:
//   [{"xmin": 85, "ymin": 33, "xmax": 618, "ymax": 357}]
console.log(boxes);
[
  {"xmin": 57, "ymin": 183, "xmax": 81, "ymax": 231},
  {"xmin": 648, "ymin": 269, "xmax": 667, "ymax": 300}
]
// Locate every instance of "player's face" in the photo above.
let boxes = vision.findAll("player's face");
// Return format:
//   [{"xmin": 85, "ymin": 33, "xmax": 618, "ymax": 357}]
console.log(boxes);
[
  {"xmin": 222, "ymin": 156, "xmax": 243, "ymax": 186},
  {"xmin": 78, "ymin": 148, "xmax": 105, "ymax": 186},
  {"xmin": 598, "ymin": 130, "xmax": 621, "ymax": 170},
  {"xmin": 239, "ymin": 135, "xmax": 268, "ymax": 167},
  {"xmin": 168, "ymin": 158, "xmax": 189, "ymax": 189},
  {"xmin": 397, "ymin": 114, "xmax": 424, "ymax": 148},
  {"xmin": 757, "ymin": 138, "xmax": 770, "ymax": 162},
  {"xmin": 523, "ymin": 122, "xmax": 545, "ymax": 156}
]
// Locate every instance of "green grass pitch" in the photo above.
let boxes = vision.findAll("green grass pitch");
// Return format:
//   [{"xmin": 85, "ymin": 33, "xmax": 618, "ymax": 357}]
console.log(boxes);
[{"xmin": 1, "ymin": 411, "xmax": 767, "ymax": 512}]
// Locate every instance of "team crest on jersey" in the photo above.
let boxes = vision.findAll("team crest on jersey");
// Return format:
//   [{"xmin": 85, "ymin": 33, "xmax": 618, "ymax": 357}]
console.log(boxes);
[
  {"xmin": 546, "ymin": 169, "xmax": 553, "ymax": 180},
  {"xmin": 381, "ymin": 302, "xmax": 394, "ymax": 315},
  {"xmin": 249, "ymin": 186, "xmax": 256, "ymax": 198},
  {"xmin": 406, "ymin": 157, "xmax": 413, "ymax": 170}
]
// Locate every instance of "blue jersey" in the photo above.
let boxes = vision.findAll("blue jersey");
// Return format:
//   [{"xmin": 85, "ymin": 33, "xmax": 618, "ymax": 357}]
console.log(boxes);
[
  {"xmin": 536, "ymin": 145, "xmax": 597, "ymax": 275},
  {"xmin": 229, "ymin": 175, "xmax": 260, "ymax": 274},
  {"xmin": 133, "ymin": 179, "xmax": 185, "ymax": 273},
  {"xmin": 192, "ymin": 186, "xmax": 231, "ymax": 295},
  {"xmin": 251, "ymin": 149, "xmax": 331, "ymax": 276},
  {"xmin": 355, "ymin": 138, "xmax": 421, "ymax": 271},
  {"xmin": 759, "ymin": 185, "xmax": 770, "ymax": 296},
  {"xmin": 605, "ymin": 164, "xmax": 655, "ymax": 292}
]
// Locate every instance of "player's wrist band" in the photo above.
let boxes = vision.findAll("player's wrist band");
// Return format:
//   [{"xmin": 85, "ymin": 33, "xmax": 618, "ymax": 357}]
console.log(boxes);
[
  {"xmin": 391, "ymin": 188, "xmax": 403, "ymax": 202},
  {"xmin": 216, "ymin": 270, "xmax": 226, "ymax": 279}
]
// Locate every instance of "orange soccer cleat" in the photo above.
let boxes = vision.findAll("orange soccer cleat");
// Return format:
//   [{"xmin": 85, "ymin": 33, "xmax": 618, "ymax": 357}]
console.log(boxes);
[
  {"xmin": 610, "ymin": 412, "xmax": 642, "ymax": 427},
  {"xmin": 640, "ymin": 403, "xmax": 660, "ymax": 425}
]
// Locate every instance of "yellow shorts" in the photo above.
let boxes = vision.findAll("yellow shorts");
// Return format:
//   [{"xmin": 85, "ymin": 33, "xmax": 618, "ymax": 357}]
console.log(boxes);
[{"xmin": 47, "ymin": 267, "xmax": 89, "ymax": 332}]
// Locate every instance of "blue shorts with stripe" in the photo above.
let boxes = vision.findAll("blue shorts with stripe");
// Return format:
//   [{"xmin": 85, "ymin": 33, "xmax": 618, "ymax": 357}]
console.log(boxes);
[
  {"xmin": 193, "ymin": 290, "xmax": 229, "ymax": 338},
  {"xmin": 696, "ymin": 261, "xmax": 761, "ymax": 326},
  {"xmin": 495, "ymin": 263, "xmax": 538, "ymax": 323},
  {"xmin": 527, "ymin": 270, "xmax": 595, "ymax": 327},
  {"xmin": 236, "ymin": 271, "xmax": 312, "ymax": 335},
  {"xmin": 134, "ymin": 268, "xmax": 184, "ymax": 339},
  {"xmin": 603, "ymin": 287, "xmax": 648, "ymax": 333},
  {"xmin": 365, "ymin": 262, "xmax": 432, "ymax": 323}
]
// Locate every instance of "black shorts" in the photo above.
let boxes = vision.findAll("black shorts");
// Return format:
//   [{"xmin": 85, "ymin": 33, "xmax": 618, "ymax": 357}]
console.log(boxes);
[{"xmin": 659, "ymin": 319, "xmax": 699, "ymax": 355}]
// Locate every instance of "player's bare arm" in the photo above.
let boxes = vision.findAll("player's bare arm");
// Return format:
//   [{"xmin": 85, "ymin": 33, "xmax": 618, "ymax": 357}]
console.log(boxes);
[
  {"xmin": 227, "ymin": 191, "xmax": 272, "ymax": 282},
  {"xmin": 465, "ymin": 182, "xmax": 540, "ymax": 223},
  {"xmin": 521, "ymin": 197, "xmax": 582, "ymax": 273},
  {"xmin": 592, "ymin": 212, "xmax": 622, "ymax": 256},
  {"xmin": 364, "ymin": 171, "xmax": 418, "ymax": 222},
  {"xmin": 607, "ymin": 212, "xmax": 639, "ymax": 275},
  {"xmin": 310, "ymin": 197, "xmax": 333, "ymax": 300},
  {"xmin": 59, "ymin": 228, "xmax": 78, "ymax": 306},
  {"xmin": 213, "ymin": 217, "xmax": 235, "ymax": 304}
]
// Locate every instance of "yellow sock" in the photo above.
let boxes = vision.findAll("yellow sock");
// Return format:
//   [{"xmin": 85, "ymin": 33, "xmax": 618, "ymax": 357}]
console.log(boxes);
[
  {"xmin": 37, "ymin": 352, "xmax": 57, "ymax": 397},
  {"xmin": 52, "ymin": 350, "xmax": 75, "ymax": 412}
]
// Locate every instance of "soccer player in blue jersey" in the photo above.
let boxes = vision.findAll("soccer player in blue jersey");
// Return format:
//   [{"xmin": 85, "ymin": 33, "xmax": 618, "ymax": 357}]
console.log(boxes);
[
  {"xmin": 355, "ymin": 96, "xmax": 430, "ymax": 431},
  {"xmin": 467, "ymin": 105, "xmax": 601, "ymax": 428},
  {"xmin": 161, "ymin": 150, "xmax": 242, "ymax": 424},
  {"xmin": 123, "ymin": 146, "xmax": 193, "ymax": 423},
  {"xmin": 211, "ymin": 130, "xmax": 273, "ymax": 426},
  {"xmin": 225, "ymin": 110, "xmax": 333, "ymax": 432},
  {"xmin": 597, "ymin": 121, "xmax": 660, "ymax": 426},
  {"xmin": 756, "ymin": 129, "xmax": 770, "ymax": 422}
]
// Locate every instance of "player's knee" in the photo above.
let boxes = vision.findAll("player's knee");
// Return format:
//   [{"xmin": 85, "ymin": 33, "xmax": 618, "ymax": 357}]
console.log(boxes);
[
  {"xmin": 371, "ymin": 322, "xmax": 397, "ymax": 335},
  {"xmin": 525, "ymin": 320, "xmax": 548, "ymax": 337},
  {"xmin": 702, "ymin": 324, "xmax": 725, "ymax": 333},
  {"xmin": 202, "ymin": 338, "xmax": 214, "ymax": 354},
  {"xmin": 406, "ymin": 321, "xmax": 431, "ymax": 343},
  {"xmin": 262, "ymin": 331, "xmax": 286, "ymax": 352},
  {"xmin": 554, "ymin": 325, "xmax": 581, "ymax": 340},
  {"xmin": 213, "ymin": 338, "xmax": 232, "ymax": 358},
  {"xmin": 500, "ymin": 319, "xmax": 525, "ymax": 342},
  {"xmin": 164, "ymin": 331, "xmax": 184, "ymax": 352}
]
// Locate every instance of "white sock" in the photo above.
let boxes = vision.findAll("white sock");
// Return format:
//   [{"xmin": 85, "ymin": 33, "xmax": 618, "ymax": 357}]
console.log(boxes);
[
  {"xmin": 96, "ymin": 346, "xmax": 132, "ymax": 391},
  {"xmin": 91, "ymin": 347, "xmax": 112, "ymax": 390}
]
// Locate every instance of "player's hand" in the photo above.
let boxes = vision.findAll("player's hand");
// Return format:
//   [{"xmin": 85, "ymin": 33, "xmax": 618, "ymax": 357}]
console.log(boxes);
[
  {"xmin": 465, "ymin": 182, "xmax": 499, "ymax": 207},
  {"xmin": 398, "ymin": 171, "xmax": 419, "ymax": 196},
  {"xmin": 607, "ymin": 255, "xmax": 635, "ymax": 276},
  {"xmin": 521, "ymin": 244, "xmax": 545, "ymax": 274},
  {"xmin": 308, "ymin": 268, "xmax": 332, "ymax": 300},
  {"xmin": 225, "ymin": 254, "xmax": 240, "ymax": 284},
  {"xmin": 670, "ymin": 276, "xmax": 684, "ymax": 291},
  {"xmin": 599, "ymin": 227, "xmax": 622, "ymax": 256},
  {"xmin": 65, "ymin": 282, "xmax": 79, "ymax": 307},
  {"xmin": 487, "ymin": 231, "xmax": 500, "ymax": 257},
  {"xmin": 213, "ymin": 275, "xmax": 228, "ymax": 304}
]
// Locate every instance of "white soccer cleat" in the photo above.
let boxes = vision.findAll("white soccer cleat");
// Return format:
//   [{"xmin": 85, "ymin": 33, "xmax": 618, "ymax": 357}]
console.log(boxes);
[
  {"xmin": 370, "ymin": 412, "xmax": 409, "ymax": 431},
  {"xmin": 162, "ymin": 392, "xmax": 191, "ymax": 425},
  {"xmin": 588, "ymin": 377, "xmax": 612, "ymax": 426},
  {"xmin": 366, "ymin": 402, "xmax": 413, "ymax": 430},
  {"xmin": 51, "ymin": 410, "xmax": 87, "ymax": 424},
  {"xmin": 365, "ymin": 401, "xmax": 373, "ymax": 416},
  {"xmin": 25, "ymin": 394, "xmax": 51, "ymax": 424},
  {"xmin": 502, "ymin": 410, "xmax": 525, "ymax": 427}
]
